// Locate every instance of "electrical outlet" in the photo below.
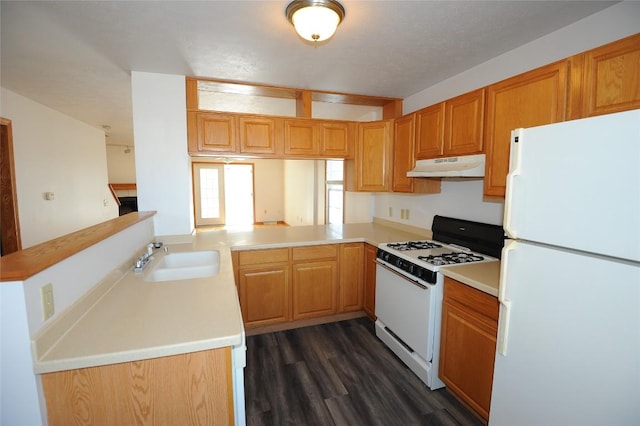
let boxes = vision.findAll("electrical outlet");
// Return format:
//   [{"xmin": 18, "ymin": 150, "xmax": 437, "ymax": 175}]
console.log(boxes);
[
  {"xmin": 41, "ymin": 283, "xmax": 55, "ymax": 320},
  {"xmin": 388, "ymin": 207, "xmax": 393, "ymax": 217},
  {"xmin": 406, "ymin": 209, "xmax": 410, "ymax": 220}
]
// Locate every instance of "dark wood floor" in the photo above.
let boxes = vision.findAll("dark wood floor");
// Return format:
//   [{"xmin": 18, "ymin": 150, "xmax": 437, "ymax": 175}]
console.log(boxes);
[{"xmin": 245, "ymin": 317, "xmax": 484, "ymax": 426}]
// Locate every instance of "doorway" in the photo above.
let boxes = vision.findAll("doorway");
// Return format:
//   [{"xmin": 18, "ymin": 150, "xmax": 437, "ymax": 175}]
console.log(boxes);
[
  {"xmin": 193, "ymin": 162, "xmax": 255, "ymax": 227},
  {"xmin": 0, "ymin": 117, "xmax": 22, "ymax": 255}
]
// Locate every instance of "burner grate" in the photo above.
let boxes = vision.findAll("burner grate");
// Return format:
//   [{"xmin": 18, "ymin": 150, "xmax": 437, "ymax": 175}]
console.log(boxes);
[
  {"xmin": 418, "ymin": 252, "xmax": 484, "ymax": 266},
  {"xmin": 385, "ymin": 241, "xmax": 442, "ymax": 251}
]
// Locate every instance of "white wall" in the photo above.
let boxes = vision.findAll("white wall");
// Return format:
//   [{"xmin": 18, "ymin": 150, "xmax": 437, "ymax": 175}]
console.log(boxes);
[
  {"xmin": 106, "ymin": 144, "xmax": 137, "ymax": 184},
  {"xmin": 131, "ymin": 72, "xmax": 193, "ymax": 236},
  {"xmin": 284, "ymin": 159, "xmax": 316, "ymax": 226},
  {"xmin": 379, "ymin": 2, "xmax": 640, "ymax": 230},
  {"xmin": 0, "ymin": 88, "xmax": 118, "ymax": 248},
  {"xmin": 404, "ymin": 2, "xmax": 640, "ymax": 112},
  {"xmin": 253, "ymin": 159, "xmax": 285, "ymax": 223}
]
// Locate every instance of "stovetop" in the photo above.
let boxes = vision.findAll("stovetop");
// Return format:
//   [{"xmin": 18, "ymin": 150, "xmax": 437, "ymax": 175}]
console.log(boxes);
[{"xmin": 378, "ymin": 239, "xmax": 497, "ymax": 272}]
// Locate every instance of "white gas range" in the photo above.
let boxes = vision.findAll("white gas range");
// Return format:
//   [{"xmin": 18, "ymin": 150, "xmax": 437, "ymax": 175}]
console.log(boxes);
[{"xmin": 374, "ymin": 215, "xmax": 504, "ymax": 390}]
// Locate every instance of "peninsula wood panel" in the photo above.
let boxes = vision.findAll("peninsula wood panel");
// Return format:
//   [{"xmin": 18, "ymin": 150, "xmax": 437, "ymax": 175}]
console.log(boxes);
[
  {"xmin": 483, "ymin": 60, "xmax": 567, "ymax": 197},
  {"xmin": 42, "ymin": 348, "xmax": 233, "ymax": 426}
]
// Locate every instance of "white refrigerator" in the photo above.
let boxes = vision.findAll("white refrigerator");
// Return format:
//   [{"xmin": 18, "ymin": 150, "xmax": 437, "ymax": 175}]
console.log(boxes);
[{"xmin": 490, "ymin": 109, "xmax": 640, "ymax": 425}]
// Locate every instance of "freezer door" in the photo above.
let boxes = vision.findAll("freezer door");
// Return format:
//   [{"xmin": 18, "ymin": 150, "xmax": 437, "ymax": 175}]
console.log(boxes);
[
  {"xmin": 504, "ymin": 109, "xmax": 640, "ymax": 262},
  {"xmin": 491, "ymin": 240, "xmax": 640, "ymax": 425}
]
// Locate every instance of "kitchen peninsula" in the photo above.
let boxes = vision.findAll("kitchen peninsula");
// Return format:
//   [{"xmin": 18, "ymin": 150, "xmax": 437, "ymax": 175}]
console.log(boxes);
[{"xmin": 4, "ymin": 212, "xmax": 498, "ymax": 425}]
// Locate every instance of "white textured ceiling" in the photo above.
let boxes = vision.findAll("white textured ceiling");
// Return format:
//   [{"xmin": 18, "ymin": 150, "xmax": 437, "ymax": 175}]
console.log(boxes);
[{"xmin": 0, "ymin": 1, "xmax": 618, "ymax": 145}]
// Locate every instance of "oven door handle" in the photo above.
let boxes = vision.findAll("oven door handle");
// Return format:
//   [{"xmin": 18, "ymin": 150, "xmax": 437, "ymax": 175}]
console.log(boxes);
[{"xmin": 376, "ymin": 261, "xmax": 428, "ymax": 290}]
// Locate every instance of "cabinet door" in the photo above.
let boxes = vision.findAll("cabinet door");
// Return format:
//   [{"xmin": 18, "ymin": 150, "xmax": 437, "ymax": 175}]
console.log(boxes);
[
  {"xmin": 339, "ymin": 243, "xmax": 364, "ymax": 312},
  {"xmin": 439, "ymin": 278, "xmax": 499, "ymax": 422},
  {"xmin": 363, "ymin": 244, "xmax": 377, "ymax": 320},
  {"xmin": 444, "ymin": 89, "xmax": 485, "ymax": 155},
  {"xmin": 284, "ymin": 118, "xmax": 318, "ymax": 156},
  {"xmin": 581, "ymin": 33, "xmax": 640, "ymax": 117},
  {"xmin": 239, "ymin": 116, "xmax": 278, "ymax": 155},
  {"xmin": 392, "ymin": 114, "xmax": 416, "ymax": 192},
  {"xmin": 484, "ymin": 60, "xmax": 568, "ymax": 197},
  {"xmin": 190, "ymin": 112, "xmax": 237, "ymax": 153},
  {"xmin": 239, "ymin": 265, "xmax": 290, "ymax": 327},
  {"xmin": 355, "ymin": 120, "xmax": 393, "ymax": 192},
  {"xmin": 321, "ymin": 121, "xmax": 353, "ymax": 158},
  {"xmin": 292, "ymin": 260, "xmax": 338, "ymax": 320},
  {"xmin": 415, "ymin": 103, "xmax": 444, "ymax": 159}
]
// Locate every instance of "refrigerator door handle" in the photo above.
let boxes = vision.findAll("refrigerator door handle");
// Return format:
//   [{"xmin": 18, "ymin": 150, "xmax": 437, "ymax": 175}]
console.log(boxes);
[
  {"xmin": 497, "ymin": 240, "xmax": 515, "ymax": 356},
  {"xmin": 503, "ymin": 129, "xmax": 523, "ymax": 239}
]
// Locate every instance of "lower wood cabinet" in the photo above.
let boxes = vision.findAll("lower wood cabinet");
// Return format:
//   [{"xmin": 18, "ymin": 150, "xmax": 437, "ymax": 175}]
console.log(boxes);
[
  {"xmin": 363, "ymin": 243, "xmax": 378, "ymax": 320},
  {"xmin": 236, "ymin": 243, "xmax": 371, "ymax": 328},
  {"xmin": 339, "ymin": 243, "xmax": 364, "ymax": 312},
  {"xmin": 292, "ymin": 245, "xmax": 338, "ymax": 320},
  {"xmin": 439, "ymin": 277, "xmax": 499, "ymax": 422},
  {"xmin": 237, "ymin": 248, "xmax": 290, "ymax": 327},
  {"xmin": 42, "ymin": 348, "xmax": 233, "ymax": 426}
]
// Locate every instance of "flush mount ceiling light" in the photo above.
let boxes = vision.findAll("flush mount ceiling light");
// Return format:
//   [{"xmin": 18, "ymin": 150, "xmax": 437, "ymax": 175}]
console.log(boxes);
[{"xmin": 286, "ymin": 0, "xmax": 345, "ymax": 43}]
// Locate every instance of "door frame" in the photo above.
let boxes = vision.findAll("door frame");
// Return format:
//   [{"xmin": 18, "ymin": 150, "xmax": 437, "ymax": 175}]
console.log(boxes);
[{"xmin": 0, "ymin": 117, "xmax": 22, "ymax": 255}]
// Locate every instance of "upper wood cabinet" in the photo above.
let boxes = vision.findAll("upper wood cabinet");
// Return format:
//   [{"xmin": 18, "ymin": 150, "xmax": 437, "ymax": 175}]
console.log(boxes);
[
  {"xmin": 238, "ymin": 116, "xmax": 279, "ymax": 155},
  {"xmin": 415, "ymin": 103, "xmax": 444, "ymax": 159},
  {"xmin": 188, "ymin": 111, "xmax": 237, "ymax": 154},
  {"xmin": 444, "ymin": 88, "xmax": 485, "ymax": 156},
  {"xmin": 483, "ymin": 60, "xmax": 568, "ymax": 197},
  {"xmin": 320, "ymin": 121, "xmax": 354, "ymax": 158},
  {"xmin": 283, "ymin": 118, "xmax": 354, "ymax": 158},
  {"xmin": 354, "ymin": 120, "xmax": 394, "ymax": 192},
  {"xmin": 393, "ymin": 114, "xmax": 442, "ymax": 194},
  {"xmin": 415, "ymin": 89, "xmax": 484, "ymax": 160},
  {"xmin": 392, "ymin": 114, "xmax": 416, "ymax": 192},
  {"xmin": 570, "ymin": 33, "xmax": 640, "ymax": 119},
  {"xmin": 284, "ymin": 118, "xmax": 318, "ymax": 156}
]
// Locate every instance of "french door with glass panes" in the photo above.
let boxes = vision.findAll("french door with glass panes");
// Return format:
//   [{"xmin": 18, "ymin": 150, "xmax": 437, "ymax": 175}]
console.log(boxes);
[{"xmin": 193, "ymin": 163, "xmax": 255, "ymax": 227}]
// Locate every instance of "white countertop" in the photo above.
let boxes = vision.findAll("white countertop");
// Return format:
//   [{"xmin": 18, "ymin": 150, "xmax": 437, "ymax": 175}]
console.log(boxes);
[
  {"xmin": 440, "ymin": 261, "xmax": 501, "ymax": 297},
  {"xmin": 33, "ymin": 221, "xmax": 432, "ymax": 374}
]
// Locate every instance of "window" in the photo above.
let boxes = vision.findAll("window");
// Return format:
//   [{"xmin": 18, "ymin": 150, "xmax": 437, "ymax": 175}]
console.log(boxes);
[{"xmin": 326, "ymin": 160, "xmax": 344, "ymax": 224}]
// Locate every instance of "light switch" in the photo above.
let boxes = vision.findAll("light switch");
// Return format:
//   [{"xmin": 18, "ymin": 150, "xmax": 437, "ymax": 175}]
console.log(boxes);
[{"xmin": 44, "ymin": 192, "xmax": 55, "ymax": 200}]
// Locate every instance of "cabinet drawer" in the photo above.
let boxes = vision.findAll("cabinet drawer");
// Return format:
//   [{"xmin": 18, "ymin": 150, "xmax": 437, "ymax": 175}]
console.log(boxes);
[
  {"xmin": 292, "ymin": 245, "xmax": 338, "ymax": 262},
  {"xmin": 238, "ymin": 248, "xmax": 289, "ymax": 266},
  {"xmin": 444, "ymin": 277, "xmax": 499, "ymax": 321}
]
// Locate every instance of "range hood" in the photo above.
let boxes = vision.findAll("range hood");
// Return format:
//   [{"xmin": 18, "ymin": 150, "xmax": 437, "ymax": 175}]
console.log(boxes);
[{"xmin": 407, "ymin": 154, "xmax": 486, "ymax": 178}]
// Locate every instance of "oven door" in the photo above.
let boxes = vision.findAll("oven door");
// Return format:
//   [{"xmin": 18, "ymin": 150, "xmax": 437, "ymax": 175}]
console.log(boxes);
[{"xmin": 375, "ymin": 262, "xmax": 435, "ymax": 361}]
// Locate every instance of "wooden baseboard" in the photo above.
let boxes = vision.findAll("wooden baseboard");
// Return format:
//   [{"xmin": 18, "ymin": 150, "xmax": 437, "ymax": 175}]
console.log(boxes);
[{"xmin": 245, "ymin": 311, "xmax": 368, "ymax": 336}]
